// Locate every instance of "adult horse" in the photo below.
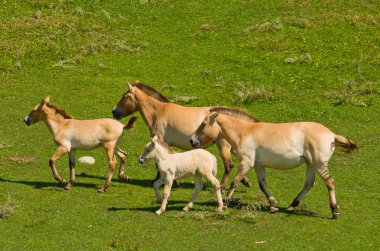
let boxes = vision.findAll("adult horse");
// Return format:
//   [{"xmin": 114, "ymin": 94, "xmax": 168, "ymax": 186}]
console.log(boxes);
[
  {"xmin": 112, "ymin": 82, "xmax": 251, "ymax": 188},
  {"xmin": 190, "ymin": 107, "xmax": 357, "ymax": 219}
]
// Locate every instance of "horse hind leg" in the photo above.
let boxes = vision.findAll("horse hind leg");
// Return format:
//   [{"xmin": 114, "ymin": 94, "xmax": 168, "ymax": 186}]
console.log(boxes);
[
  {"xmin": 183, "ymin": 174, "xmax": 203, "ymax": 212},
  {"xmin": 204, "ymin": 171, "xmax": 224, "ymax": 211},
  {"xmin": 255, "ymin": 167, "xmax": 278, "ymax": 213},
  {"xmin": 116, "ymin": 148, "xmax": 130, "ymax": 181},
  {"xmin": 98, "ymin": 142, "xmax": 117, "ymax": 193},
  {"xmin": 287, "ymin": 164, "xmax": 316, "ymax": 212},
  {"xmin": 64, "ymin": 151, "xmax": 76, "ymax": 190},
  {"xmin": 318, "ymin": 161, "xmax": 339, "ymax": 219}
]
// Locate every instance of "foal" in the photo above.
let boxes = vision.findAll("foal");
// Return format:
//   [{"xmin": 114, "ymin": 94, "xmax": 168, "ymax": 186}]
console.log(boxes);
[
  {"xmin": 24, "ymin": 96, "xmax": 137, "ymax": 192},
  {"xmin": 138, "ymin": 136, "xmax": 224, "ymax": 215},
  {"xmin": 191, "ymin": 107, "xmax": 357, "ymax": 219}
]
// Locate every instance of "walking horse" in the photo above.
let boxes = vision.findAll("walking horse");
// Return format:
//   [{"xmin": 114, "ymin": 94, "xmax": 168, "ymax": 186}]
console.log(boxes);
[{"xmin": 190, "ymin": 107, "xmax": 357, "ymax": 219}]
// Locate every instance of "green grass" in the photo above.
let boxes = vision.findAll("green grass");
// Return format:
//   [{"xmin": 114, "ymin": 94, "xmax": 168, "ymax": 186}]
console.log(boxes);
[{"xmin": 1, "ymin": 0, "xmax": 379, "ymax": 250}]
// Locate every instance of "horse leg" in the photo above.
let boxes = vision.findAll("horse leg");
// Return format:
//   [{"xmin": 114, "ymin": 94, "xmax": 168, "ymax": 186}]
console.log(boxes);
[
  {"xmin": 150, "ymin": 163, "xmax": 161, "ymax": 187},
  {"xmin": 98, "ymin": 142, "xmax": 117, "ymax": 193},
  {"xmin": 318, "ymin": 162, "xmax": 339, "ymax": 219},
  {"xmin": 153, "ymin": 175, "xmax": 165, "ymax": 203},
  {"xmin": 155, "ymin": 175, "xmax": 173, "ymax": 215},
  {"xmin": 216, "ymin": 139, "xmax": 251, "ymax": 189},
  {"xmin": 287, "ymin": 164, "xmax": 316, "ymax": 212},
  {"xmin": 183, "ymin": 174, "xmax": 203, "ymax": 212},
  {"xmin": 205, "ymin": 172, "xmax": 224, "ymax": 211},
  {"xmin": 255, "ymin": 167, "xmax": 278, "ymax": 213},
  {"xmin": 225, "ymin": 162, "xmax": 251, "ymax": 205},
  {"xmin": 116, "ymin": 148, "xmax": 130, "ymax": 181},
  {"xmin": 64, "ymin": 151, "xmax": 76, "ymax": 190},
  {"xmin": 49, "ymin": 146, "xmax": 69, "ymax": 183}
]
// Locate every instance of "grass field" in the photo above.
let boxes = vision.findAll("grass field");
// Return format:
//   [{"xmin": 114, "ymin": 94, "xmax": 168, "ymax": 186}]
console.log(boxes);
[{"xmin": 1, "ymin": 0, "xmax": 379, "ymax": 250}]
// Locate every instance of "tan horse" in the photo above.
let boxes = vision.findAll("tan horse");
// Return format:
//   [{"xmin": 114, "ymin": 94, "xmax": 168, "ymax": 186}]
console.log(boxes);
[
  {"xmin": 190, "ymin": 107, "xmax": 357, "ymax": 219},
  {"xmin": 24, "ymin": 96, "xmax": 137, "ymax": 192},
  {"xmin": 138, "ymin": 136, "xmax": 224, "ymax": 215},
  {"xmin": 112, "ymin": 82, "xmax": 252, "ymax": 188}
]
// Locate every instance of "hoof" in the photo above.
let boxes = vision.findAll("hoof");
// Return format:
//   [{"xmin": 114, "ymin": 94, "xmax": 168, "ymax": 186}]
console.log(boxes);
[
  {"xmin": 216, "ymin": 206, "xmax": 224, "ymax": 212},
  {"xmin": 269, "ymin": 206, "xmax": 279, "ymax": 213},
  {"xmin": 332, "ymin": 212, "xmax": 340, "ymax": 220},
  {"xmin": 64, "ymin": 184, "xmax": 72, "ymax": 190},
  {"xmin": 286, "ymin": 206, "xmax": 296, "ymax": 212},
  {"xmin": 119, "ymin": 175, "xmax": 130, "ymax": 181},
  {"xmin": 183, "ymin": 207, "xmax": 190, "ymax": 212},
  {"xmin": 155, "ymin": 210, "xmax": 163, "ymax": 215},
  {"xmin": 97, "ymin": 188, "xmax": 106, "ymax": 193}
]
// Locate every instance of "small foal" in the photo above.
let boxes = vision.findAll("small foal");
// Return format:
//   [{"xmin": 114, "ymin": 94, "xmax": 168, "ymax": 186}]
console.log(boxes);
[{"xmin": 138, "ymin": 136, "xmax": 224, "ymax": 215}]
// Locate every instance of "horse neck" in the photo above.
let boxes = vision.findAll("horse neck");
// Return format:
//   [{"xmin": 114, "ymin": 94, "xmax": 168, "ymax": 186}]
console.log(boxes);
[
  {"xmin": 216, "ymin": 114, "xmax": 249, "ymax": 147},
  {"xmin": 43, "ymin": 109, "xmax": 66, "ymax": 135},
  {"xmin": 135, "ymin": 89, "xmax": 163, "ymax": 135},
  {"xmin": 153, "ymin": 143, "xmax": 171, "ymax": 164}
]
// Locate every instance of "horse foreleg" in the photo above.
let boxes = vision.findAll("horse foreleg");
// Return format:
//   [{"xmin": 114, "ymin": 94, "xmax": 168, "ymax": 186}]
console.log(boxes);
[
  {"xmin": 64, "ymin": 151, "xmax": 76, "ymax": 190},
  {"xmin": 49, "ymin": 146, "xmax": 68, "ymax": 184},
  {"xmin": 287, "ymin": 164, "xmax": 316, "ymax": 212},
  {"xmin": 255, "ymin": 167, "xmax": 278, "ymax": 213},
  {"xmin": 318, "ymin": 162, "xmax": 339, "ymax": 219},
  {"xmin": 153, "ymin": 176, "xmax": 165, "ymax": 203},
  {"xmin": 217, "ymin": 139, "xmax": 251, "ymax": 189},
  {"xmin": 155, "ymin": 175, "xmax": 173, "ymax": 215},
  {"xmin": 225, "ymin": 163, "xmax": 250, "ymax": 205},
  {"xmin": 116, "ymin": 148, "xmax": 130, "ymax": 181},
  {"xmin": 183, "ymin": 175, "xmax": 203, "ymax": 212},
  {"xmin": 98, "ymin": 143, "xmax": 117, "ymax": 193}
]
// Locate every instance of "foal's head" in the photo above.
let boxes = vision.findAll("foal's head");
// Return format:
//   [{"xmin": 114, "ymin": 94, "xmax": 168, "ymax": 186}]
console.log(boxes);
[
  {"xmin": 190, "ymin": 112, "xmax": 220, "ymax": 149},
  {"xmin": 138, "ymin": 136, "xmax": 159, "ymax": 164},
  {"xmin": 112, "ymin": 82, "xmax": 169, "ymax": 120},
  {"xmin": 24, "ymin": 96, "xmax": 73, "ymax": 126}
]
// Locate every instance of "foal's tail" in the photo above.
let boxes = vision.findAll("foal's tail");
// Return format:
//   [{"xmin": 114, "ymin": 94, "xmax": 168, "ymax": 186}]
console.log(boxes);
[
  {"xmin": 211, "ymin": 155, "xmax": 218, "ymax": 177},
  {"xmin": 334, "ymin": 135, "xmax": 358, "ymax": 153},
  {"xmin": 124, "ymin": 117, "xmax": 137, "ymax": 131}
]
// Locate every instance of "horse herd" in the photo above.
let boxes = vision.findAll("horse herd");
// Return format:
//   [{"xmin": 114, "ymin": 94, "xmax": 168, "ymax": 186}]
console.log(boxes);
[{"xmin": 24, "ymin": 82, "xmax": 357, "ymax": 219}]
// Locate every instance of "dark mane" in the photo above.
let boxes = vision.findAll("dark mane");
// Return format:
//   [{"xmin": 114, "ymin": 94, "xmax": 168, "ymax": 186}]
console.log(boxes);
[
  {"xmin": 210, "ymin": 106, "xmax": 259, "ymax": 122},
  {"xmin": 132, "ymin": 82, "xmax": 169, "ymax": 102},
  {"xmin": 46, "ymin": 103, "xmax": 73, "ymax": 119}
]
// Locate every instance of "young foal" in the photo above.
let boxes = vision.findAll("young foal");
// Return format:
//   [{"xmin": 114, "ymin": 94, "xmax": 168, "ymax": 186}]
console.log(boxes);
[
  {"xmin": 138, "ymin": 136, "xmax": 224, "ymax": 215},
  {"xmin": 190, "ymin": 107, "xmax": 357, "ymax": 219},
  {"xmin": 24, "ymin": 97, "xmax": 137, "ymax": 192}
]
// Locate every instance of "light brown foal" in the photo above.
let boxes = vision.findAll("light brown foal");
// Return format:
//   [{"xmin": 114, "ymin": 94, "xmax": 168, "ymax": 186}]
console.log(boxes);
[{"xmin": 25, "ymin": 96, "xmax": 136, "ymax": 192}]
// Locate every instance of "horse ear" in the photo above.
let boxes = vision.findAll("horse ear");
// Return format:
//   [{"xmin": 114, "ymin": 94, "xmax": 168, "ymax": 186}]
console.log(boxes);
[
  {"xmin": 209, "ymin": 112, "xmax": 220, "ymax": 125},
  {"xmin": 127, "ymin": 82, "xmax": 135, "ymax": 94},
  {"xmin": 42, "ymin": 96, "xmax": 50, "ymax": 104}
]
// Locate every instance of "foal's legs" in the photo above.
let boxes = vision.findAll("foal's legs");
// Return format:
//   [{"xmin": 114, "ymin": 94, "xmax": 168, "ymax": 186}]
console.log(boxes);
[
  {"xmin": 49, "ymin": 146, "xmax": 69, "ymax": 183},
  {"xmin": 183, "ymin": 174, "xmax": 203, "ymax": 211},
  {"xmin": 216, "ymin": 139, "xmax": 251, "ymax": 189},
  {"xmin": 115, "ymin": 148, "xmax": 130, "ymax": 181},
  {"xmin": 318, "ymin": 161, "xmax": 339, "ymax": 219},
  {"xmin": 155, "ymin": 175, "xmax": 174, "ymax": 215},
  {"xmin": 204, "ymin": 172, "xmax": 224, "ymax": 211},
  {"xmin": 98, "ymin": 142, "xmax": 117, "ymax": 193},
  {"xmin": 64, "ymin": 151, "xmax": 76, "ymax": 190},
  {"xmin": 153, "ymin": 176, "xmax": 165, "ymax": 203},
  {"xmin": 255, "ymin": 167, "xmax": 278, "ymax": 213},
  {"xmin": 287, "ymin": 164, "xmax": 316, "ymax": 212}
]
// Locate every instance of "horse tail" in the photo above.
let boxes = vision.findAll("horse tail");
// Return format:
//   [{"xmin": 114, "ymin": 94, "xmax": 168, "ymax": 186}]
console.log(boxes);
[
  {"xmin": 124, "ymin": 116, "xmax": 137, "ymax": 131},
  {"xmin": 334, "ymin": 135, "xmax": 358, "ymax": 153}
]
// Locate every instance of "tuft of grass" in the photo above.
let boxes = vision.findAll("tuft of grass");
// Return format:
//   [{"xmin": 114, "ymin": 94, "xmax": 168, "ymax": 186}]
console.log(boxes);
[
  {"xmin": 234, "ymin": 83, "xmax": 274, "ymax": 104},
  {"xmin": 0, "ymin": 196, "xmax": 19, "ymax": 220},
  {"xmin": 257, "ymin": 17, "xmax": 283, "ymax": 32}
]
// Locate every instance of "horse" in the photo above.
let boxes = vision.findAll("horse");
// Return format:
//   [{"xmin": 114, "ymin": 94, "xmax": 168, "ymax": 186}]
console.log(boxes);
[
  {"xmin": 24, "ymin": 96, "xmax": 137, "ymax": 192},
  {"xmin": 112, "ymin": 82, "xmax": 251, "ymax": 189},
  {"xmin": 190, "ymin": 107, "xmax": 357, "ymax": 219},
  {"xmin": 138, "ymin": 136, "xmax": 224, "ymax": 215}
]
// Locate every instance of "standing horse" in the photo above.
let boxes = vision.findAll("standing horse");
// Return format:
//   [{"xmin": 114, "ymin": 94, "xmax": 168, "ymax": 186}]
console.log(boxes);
[
  {"xmin": 138, "ymin": 136, "xmax": 224, "ymax": 215},
  {"xmin": 190, "ymin": 107, "xmax": 357, "ymax": 219},
  {"xmin": 24, "ymin": 96, "xmax": 137, "ymax": 192},
  {"xmin": 112, "ymin": 82, "xmax": 252, "ymax": 188}
]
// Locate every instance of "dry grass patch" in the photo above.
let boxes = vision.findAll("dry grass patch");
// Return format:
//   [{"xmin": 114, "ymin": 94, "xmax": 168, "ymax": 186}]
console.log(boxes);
[{"xmin": 0, "ymin": 196, "xmax": 19, "ymax": 220}]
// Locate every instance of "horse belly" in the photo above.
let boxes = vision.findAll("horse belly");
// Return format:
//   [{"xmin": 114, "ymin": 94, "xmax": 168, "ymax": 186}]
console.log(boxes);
[{"xmin": 254, "ymin": 149, "xmax": 306, "ymax": 169}]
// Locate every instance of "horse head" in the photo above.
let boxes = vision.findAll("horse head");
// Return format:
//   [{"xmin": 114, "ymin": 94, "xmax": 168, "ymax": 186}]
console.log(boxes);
[
  {"xmin": 190, "ymin": 112, "xmax": 220, "ymax": 148},
  {"xmin": 24, "ymin": 96, "xmax": 50, "ymax": 126}
]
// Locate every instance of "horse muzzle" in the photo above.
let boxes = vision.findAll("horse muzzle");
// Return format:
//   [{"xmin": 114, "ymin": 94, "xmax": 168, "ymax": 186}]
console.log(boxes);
[
  {"xmin": 24, "ymin": 116, "xmax": 31, "ymax": 126},
  {"xmin": 190, "ymin": 137, "xmax": 201, "ymax": 149},
  {"xmin": 112, "ymin": 106, "xmax": 123, "ymax": 120}
]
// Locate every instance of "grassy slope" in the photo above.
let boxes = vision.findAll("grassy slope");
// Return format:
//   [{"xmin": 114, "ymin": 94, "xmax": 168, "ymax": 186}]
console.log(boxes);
[{"xmin": 0, "ymin": 0, "xmax": 379, "ymax": 250}]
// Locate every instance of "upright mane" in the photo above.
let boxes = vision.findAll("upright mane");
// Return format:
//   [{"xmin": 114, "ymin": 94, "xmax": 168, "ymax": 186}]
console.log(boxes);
[
  {"xmin": 132, "ymin": 82, "xmax": 169, "ymax": 102},
  {"xmin": 155, "ymin": 139, "xmax": 176, "ymax": 154},
  {"xmin": 210, "ymin": 106, "xmax": 259, "ymax": 122},
  {"xmin": 46, "ymin": 103, "xmax": 74, "ymax": 119}
]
